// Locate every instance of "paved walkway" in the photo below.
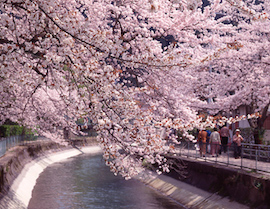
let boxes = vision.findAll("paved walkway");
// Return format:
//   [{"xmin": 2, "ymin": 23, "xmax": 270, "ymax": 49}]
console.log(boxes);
[{"xmin": 176, "ymin": 145, "xmax": 270, "ymax": 176}]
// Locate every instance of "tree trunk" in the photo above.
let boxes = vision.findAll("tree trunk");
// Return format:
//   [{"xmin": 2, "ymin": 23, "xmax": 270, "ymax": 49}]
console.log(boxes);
[{"xmin": 247, "ymin": 103, "xmax": 269, "ymax": 144}]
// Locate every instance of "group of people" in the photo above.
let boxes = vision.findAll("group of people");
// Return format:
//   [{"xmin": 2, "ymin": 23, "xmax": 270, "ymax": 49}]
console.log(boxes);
[{"xmin": 197, "ymin": 125, "xmax": 244, "ymax": 159}]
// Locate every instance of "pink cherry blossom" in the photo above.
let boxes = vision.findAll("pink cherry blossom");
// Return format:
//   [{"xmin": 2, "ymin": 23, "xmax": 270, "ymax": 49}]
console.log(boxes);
[{"xmin": 0, "ymin": 0, "xmax": 269, "ymax": 178}]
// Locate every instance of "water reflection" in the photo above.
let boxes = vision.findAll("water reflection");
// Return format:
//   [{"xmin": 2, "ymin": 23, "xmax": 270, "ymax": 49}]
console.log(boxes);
[{"xmin": 28, "ymin": 154, "xmax": 184, "ymax": 209}]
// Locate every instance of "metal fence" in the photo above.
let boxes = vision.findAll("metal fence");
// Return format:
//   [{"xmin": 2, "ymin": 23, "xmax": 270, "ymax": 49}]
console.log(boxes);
[
  {"xmin": 0, "ymin": 135, "xmax": 42, "ymax": 158},
  {"xmin": 2, "ymin": 134, "xmax": 270, "ymax": 174},
  {"xmin": 176, "ymin": 141, "xmax": 270, "ymax": 174}
]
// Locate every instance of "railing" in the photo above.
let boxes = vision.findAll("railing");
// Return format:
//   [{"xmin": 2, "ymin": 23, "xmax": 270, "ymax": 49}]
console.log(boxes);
[
  {"xmin": 242, "ymin": 143, "xmax": 270, "ymax": 162},
  {"xmin": 176, "ymin": 141, "xmax": 270, "ymax": 174},
  {"xmin": 0, "ymin": 135, "xmax": 47, "ymax": 158}
]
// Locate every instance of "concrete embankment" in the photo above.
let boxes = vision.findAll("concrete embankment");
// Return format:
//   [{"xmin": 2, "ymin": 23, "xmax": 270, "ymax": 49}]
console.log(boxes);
[
  {"xmin": 168, "ymin": 157, "xmax": 270, "ymax": 208},
  {"xmin": 136, "ymin": 170, "xmax": 250, "ymax": 209},
  {"xmin": 0, "ymin": 141, "xmax": 265, "ymax": 209},
  {"xmin": 0, "ymin": 141, "xmax": 102, "ymax": 209}
]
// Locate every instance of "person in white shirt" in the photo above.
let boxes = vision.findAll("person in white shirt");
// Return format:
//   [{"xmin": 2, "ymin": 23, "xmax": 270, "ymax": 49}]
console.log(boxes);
[
  {"xmin": 210, "ymin": 127, "xmax": 221, "ymax": 157},
  {"xmin": 233, "ymin": 129, "xmax": 244, "ymax": 159}
]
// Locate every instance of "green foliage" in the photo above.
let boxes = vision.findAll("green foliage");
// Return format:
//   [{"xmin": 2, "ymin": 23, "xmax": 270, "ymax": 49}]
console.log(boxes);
[
  {"xmin": 238, "ymin": 127, "xmax": 254, "ymax": 143},
  {"xmin": 258, "ymin": 129, "xmax": 265, "ymax": 141},
  {"xmin": 188, "ymin": 128, "xmax": 198, "ymax": 137},
  {"xmin": 76, "ymin": 118, "xmax": 84, "ymax": 125},
  {"xmin": 253, "ymin": 180, "xmax": 263, "ymax": 190},
  {"xmin": 0, "ymin": 125, "xmax": 33, "ymax": 137},
  {"xmin": 239, "ymin": 127, "xmax": 265, "ymax": 143}
]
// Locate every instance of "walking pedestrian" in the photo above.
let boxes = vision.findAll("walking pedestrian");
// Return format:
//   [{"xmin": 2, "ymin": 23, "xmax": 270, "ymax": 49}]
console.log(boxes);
[
  {"xmin": 210, "ymin": 127, "xmax": 221, "ymax": 157},
  {"xmin": 233, "ymin": 129, "xmax": 244, "ymax": 159},
  {"xmin": 197, "ymin": 129, "xmax": 207, "ymax": 157},
  {"xmin": 220, "ymin": 124, "xmax": 230, "ymax": 154},
  {"xmin": 206, "ymin": 129, "xmax": 211, "ymax": 153}
]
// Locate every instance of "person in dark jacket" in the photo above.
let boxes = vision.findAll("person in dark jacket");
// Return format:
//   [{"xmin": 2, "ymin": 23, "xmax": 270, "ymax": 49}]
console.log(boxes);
[{"xmin": 220, "ymin": 124, "xmax": 230, "ymax": 153}]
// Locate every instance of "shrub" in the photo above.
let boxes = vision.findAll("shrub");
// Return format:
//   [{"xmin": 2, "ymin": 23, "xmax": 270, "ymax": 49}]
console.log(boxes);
[
  {"xmin": 238, "ymin": 127, "xmax": 265, "ymax": 144},
  {"xmin": 0, "ymin": 125, "xmax": 33, "ymax": 137}
]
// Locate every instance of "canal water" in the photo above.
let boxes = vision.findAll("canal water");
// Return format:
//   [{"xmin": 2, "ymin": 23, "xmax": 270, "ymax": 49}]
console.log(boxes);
[{"xmin": 28, "ymin": 154, "xmax": 184, "ymax": 209}]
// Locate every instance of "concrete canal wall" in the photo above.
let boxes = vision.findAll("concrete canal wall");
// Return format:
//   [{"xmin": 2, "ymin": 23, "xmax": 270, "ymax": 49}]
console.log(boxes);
[
  {"xmin": 165, "ymin": 157, "xmax": 270, "ymax": 208},
  {"xmin": 0, "ymin": 142, "xmax": 64, "ymax": 199},
  {"xmin": 0, "ymin": 141, "xmax": 269, "ymax": 209},
  {"xmin": 136, "ymin": 170, "xmax": 250, "ymax": 209},
  {"xmin": 0, "ymin": 141, "xmax": 102, "ymax": 209}
]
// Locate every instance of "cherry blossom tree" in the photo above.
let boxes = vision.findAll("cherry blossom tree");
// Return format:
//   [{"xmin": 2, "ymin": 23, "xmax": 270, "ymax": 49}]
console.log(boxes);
[
  {"xmin": 192, "ymin": 0, "xmax": 270, "ymax": 143},
  {"xmin": 0, "ymin": 0, "xmax": 269, "ymax": 178}
]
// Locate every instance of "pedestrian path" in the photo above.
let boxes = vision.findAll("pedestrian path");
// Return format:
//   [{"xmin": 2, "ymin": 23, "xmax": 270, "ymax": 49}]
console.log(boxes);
[{"xmin": 176, "ymin": 145, "xmax": 270, "ymax": 176}]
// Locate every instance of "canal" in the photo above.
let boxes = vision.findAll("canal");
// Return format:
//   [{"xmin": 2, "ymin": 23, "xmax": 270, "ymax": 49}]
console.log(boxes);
[{"xmin": 28, "ymin": 153, "xmax": 185, "ymax": 209}]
